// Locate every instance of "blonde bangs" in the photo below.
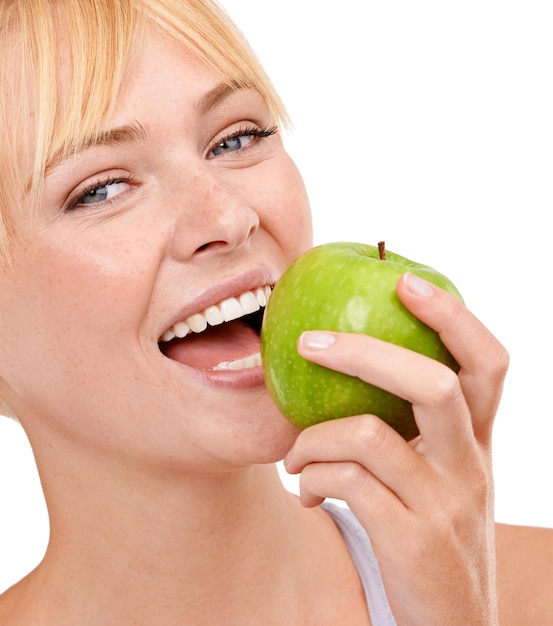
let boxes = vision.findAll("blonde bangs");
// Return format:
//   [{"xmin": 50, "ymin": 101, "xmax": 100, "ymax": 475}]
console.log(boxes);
[{"xmin": 41, "ymin": 0, "xmax": 139, "ymax": 178}]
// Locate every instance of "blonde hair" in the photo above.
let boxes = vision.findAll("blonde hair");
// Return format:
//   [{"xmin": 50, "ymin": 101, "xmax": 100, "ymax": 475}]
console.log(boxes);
[{"xmin": 0, "ymin": 0, "xmax": 288, "ymax": 257}]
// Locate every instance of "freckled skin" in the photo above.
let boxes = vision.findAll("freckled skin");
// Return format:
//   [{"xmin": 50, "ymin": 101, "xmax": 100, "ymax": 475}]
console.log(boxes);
[{"xmin": 261, "ymin": 242, "xmax": 463, "ymax": 439}]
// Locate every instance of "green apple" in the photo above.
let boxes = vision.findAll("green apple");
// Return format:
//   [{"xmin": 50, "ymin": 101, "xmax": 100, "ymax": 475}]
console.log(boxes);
[{"xmin": 260, "ymin": 242, "xmax": 463, "ymax": 440}]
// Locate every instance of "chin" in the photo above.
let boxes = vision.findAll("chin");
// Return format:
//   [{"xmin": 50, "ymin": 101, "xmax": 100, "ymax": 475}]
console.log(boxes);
[{"xmin": 225, "ymin": 400, "xmax": 301, "ymax": 466}]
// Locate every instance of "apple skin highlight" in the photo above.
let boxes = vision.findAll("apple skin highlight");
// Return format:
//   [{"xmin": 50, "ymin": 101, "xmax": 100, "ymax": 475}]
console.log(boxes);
[{"xmin": 260, "ymin": 242, "xmax": 464, "ymax": 440}]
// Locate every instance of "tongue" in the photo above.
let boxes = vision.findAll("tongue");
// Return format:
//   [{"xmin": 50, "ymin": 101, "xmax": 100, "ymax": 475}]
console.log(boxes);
[{"xmin": 161, "ymin": 320, "xmax": 261, "ymax": 370}]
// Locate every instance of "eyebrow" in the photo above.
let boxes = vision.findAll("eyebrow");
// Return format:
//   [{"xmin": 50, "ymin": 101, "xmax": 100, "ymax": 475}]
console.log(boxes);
[{"xmin": 45, "ymin": 122, "xmax": 148, "ymax": 175}]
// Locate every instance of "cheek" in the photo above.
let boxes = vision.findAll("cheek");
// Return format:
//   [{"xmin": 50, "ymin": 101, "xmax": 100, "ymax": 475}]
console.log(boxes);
[
  {"xmin": 249, "ymin": 154, "xmax": 313, "ymax": 259},
  {"xmin": 33, "ymin": 243, "xmax": 149, "ymax": 337},
  {"xmin": 0, "ymin": 232, "xmax": 161, "ymax": 404}
]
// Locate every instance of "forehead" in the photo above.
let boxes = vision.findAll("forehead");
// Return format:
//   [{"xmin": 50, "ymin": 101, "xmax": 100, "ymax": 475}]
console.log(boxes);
[{"xmin": 116, "ymin": 28, "xmax": 223, "ymax": 108}]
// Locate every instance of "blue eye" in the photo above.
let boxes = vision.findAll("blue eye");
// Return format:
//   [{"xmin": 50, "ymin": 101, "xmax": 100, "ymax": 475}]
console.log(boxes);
[
  {"xmin": 209, "ymin": 125, "xmax": 278, "ymax": 158},
  {"xmin": 211, "ymin": 134, "xmax": 255, "ymax": 157},
  {"xmin": 74, "ymin": 179, "xmax": 130, "ymax": 208}
]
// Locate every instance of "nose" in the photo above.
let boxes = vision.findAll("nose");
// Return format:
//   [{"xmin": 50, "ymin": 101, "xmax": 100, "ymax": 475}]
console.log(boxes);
[{"xmin": 169, "ymin": 170, "xmax": 260, "ymax": 260}]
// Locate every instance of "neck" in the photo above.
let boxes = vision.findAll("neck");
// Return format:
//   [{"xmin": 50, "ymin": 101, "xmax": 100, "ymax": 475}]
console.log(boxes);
[{"xmin": 15, "ymin": 444, "xmax": 331, "ymax": 625}]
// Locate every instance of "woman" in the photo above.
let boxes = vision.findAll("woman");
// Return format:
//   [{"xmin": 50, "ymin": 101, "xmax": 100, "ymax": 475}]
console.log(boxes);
[{"xmin": 0, "ymin": 1, "xmax": 550, "ymax": 624}]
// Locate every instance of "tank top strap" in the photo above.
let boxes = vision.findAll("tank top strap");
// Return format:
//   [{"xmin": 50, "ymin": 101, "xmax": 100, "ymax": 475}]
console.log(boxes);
[{"xmin": 321, "ymin": 502, "xmax": 397, "ymax": 625}]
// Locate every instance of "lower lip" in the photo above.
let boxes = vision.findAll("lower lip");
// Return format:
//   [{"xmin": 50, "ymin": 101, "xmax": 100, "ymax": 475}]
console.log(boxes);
[
  {"xmin": 166, "ymin": 357, "xmax": 267, "ymax": 390},
  {"xmin": 199, "ymin": 364, "xmax": 266, "ymax": 389}
]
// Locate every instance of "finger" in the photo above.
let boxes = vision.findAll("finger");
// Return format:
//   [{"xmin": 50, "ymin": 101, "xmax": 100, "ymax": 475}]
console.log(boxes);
[
  {"xmin": 396, "ymin": 272, "xmax": 509, "ymax": 444},
  {"xmin": 285, "ymin": 414, "xmax": 436, "ymax": 511},
  {"xmin": 297, "ymin": 330, "xmax": 476, "ymax": 465},
  {"xmin": 296, "ymin": 459, "xmax": 410, "ymax": 533}
]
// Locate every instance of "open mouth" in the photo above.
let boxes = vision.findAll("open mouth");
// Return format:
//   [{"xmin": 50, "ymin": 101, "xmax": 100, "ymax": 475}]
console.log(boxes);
[{"xmin": 158, "ymin": 286, "xmax": 272, "ymax": 371}]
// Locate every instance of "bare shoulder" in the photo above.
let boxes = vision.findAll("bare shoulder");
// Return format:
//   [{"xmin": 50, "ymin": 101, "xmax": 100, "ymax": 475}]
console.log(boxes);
[
  {"xmin": 0, "ymin": 573, "xmax": 40, "ymax": 626},
  {"xmin": 495, "ymin": 522, "xmax": 553, "ymax": 626},
  {"xmin": 0, "ymin": 585, "xmax": 18, "ymax": 625}
]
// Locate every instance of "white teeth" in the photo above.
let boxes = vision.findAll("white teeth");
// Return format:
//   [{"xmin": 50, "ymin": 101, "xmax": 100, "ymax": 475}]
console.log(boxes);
[
  {"xmin": 187, "ymin": 313, "xmax": 207, "ymax": 333},
  {"xmin": 160, "ymin": 285, "xmax": 272, "ymax": 342},
  {"xmin": 173, "ymin": 321, "xmax": 190, "ymax": 338},
  {"xmin": 204, "ymin": 305, "xmax": 224, "ymax": 326},
  {"xmin": 212, "ymin": 352, "xmax": 262, "ymax": 371},
  {"xmin": 161, "ymin": 329, "xmax": 176, "ymax": 342},
  {"xmin": 220, "ymin": 297, "xmax": 244, "ymax": 322},
  {"xmin": 243, "ymin": 353, "xmax": 260, "ymax": 369},
  {"xmin": 239, "ymin": 291, "xmax": 260, "ymax": 314},
  {"xmin": 255, "ymin": 287, "xmax": 268, "ymax": 307}
]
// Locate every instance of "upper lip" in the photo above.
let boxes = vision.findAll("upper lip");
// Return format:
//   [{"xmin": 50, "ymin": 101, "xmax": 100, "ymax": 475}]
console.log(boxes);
[{"xmin": 158, "ymin": 269, "xmax": 278, "ymax": 342}]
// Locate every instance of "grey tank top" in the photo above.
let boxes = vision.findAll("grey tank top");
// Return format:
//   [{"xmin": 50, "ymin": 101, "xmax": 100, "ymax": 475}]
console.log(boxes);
[{"xmin": 322, "ymin": 502, "xmax": 397, "ymax": 625}]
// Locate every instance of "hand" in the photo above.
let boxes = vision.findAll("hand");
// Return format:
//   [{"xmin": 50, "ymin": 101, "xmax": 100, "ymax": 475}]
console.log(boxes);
[{"xmin": 284, "ymin": 272, "xmax": 509, "ymax": 625}]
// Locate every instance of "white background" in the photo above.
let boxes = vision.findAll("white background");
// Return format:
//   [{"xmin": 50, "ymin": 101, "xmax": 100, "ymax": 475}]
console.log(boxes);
[{"xmin": 1, "ymin": 0, "xmax": 552, "ymax": 592}]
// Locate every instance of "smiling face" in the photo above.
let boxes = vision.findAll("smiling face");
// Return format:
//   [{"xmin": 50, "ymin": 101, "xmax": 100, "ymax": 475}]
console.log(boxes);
[{"xmin": 0, "ymin": 28, "xmax": 312, "ymax": 470}]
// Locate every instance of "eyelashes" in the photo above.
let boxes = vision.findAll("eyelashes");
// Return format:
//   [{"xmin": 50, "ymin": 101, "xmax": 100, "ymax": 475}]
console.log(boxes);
[
  {"xmin": 208, "ymin": 124, "xmax": 278, "ymax": 158},
  {"xmin": 66, "ymin": 177, "xmax": 132, "ymax": 212}
]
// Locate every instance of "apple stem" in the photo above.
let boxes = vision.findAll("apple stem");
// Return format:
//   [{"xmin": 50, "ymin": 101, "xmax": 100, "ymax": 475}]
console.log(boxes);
[{"xmin": 378, "ymin": 241, "xmax": 387, "ymax": 261}]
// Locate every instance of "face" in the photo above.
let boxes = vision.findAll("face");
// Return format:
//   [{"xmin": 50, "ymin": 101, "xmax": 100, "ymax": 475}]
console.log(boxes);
[{"xmin": 0, "ymin": 29, "xmax": 312, "ymax": 471}]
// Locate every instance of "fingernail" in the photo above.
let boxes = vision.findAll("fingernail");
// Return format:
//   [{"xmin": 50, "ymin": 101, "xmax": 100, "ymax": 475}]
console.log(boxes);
[
  {"xmin": 299, "ymin": 331, "xmax": 336, "ymax": 349},
  {"xmin": 403, "ymin": 272, "xmax": 434, "ymax": 297}
]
